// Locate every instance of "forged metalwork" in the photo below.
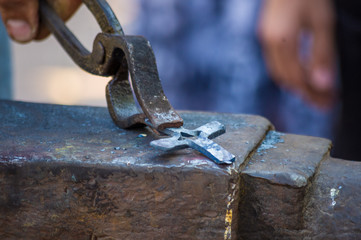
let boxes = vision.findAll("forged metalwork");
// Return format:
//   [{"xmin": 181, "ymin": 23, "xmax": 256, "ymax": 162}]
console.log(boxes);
[
  {"xmin": 39, "ymin": 0, "xmax": 235, "ymax": 164},
  {"xmin": 151, "ymin": 121, "xmax": 235, "ymax": 164}
]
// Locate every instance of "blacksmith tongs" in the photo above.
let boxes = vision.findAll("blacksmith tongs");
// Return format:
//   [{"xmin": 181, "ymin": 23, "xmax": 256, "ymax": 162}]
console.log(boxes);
[{"xmin": 39, "ymin": 0, "xmax": 235, "ymax": 164}]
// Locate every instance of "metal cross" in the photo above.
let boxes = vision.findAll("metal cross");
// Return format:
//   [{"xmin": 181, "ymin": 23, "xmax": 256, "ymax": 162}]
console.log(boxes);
[{"xmin": 150, "ymin": 121, "xmax": 235, "ymax": 165}]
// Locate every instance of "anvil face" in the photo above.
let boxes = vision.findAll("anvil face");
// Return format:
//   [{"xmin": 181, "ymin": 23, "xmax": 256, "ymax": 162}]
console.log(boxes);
[{"xmin": 0, "ymin": 100, "xmax": 269, "ymax": 169}]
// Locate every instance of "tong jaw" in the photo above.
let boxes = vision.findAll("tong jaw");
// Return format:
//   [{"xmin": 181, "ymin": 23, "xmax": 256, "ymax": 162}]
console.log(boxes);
[
  {"xmin": 40, "ymin": 0, "xmax": 183, "ymax": 130},
  {"xmin": 99, "ymin": 34, "xmax": 183, "ymax": 130}
]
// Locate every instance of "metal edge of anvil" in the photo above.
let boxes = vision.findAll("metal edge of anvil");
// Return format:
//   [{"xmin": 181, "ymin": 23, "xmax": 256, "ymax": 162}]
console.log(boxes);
[{"xmin": 243, "ymin": 132, "xmax": 332, "ymax": 188}]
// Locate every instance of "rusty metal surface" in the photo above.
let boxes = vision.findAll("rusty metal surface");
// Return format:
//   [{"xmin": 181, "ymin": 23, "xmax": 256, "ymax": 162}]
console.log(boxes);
[{"xmin": 0, "ymin": 100, "xmax": 271, "ymax": 239}]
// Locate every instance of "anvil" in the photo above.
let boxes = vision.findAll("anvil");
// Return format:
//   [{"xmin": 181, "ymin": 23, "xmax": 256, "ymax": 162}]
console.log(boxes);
[{"xmin": 1, "ymin": 100, "xmax": 361, "ymax": 239}]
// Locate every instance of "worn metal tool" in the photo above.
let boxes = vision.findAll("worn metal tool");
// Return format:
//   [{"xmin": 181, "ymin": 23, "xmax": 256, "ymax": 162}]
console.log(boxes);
[{"xmin": 39, "ymin": 0, "xmax": 235, "ymax": 164}]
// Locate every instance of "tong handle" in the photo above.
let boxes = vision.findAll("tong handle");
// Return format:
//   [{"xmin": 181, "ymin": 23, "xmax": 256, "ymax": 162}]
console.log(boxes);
[
  {"xmin": 82, "ymin": 0, "xmax": 123, "ymax": 35},
  {"xmin": 39, "ymin": 0, "xmax": 122, "ymax": 76}
]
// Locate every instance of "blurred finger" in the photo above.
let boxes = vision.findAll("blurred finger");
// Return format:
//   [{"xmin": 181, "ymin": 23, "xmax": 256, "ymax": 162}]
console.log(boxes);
[
  {"xmin": 259, "ymin": 0, "xmax": 308, "ymax": 94},
  {"xmin": 0, "ymin": 0, "xmax": 82, "ymax": 43},
  {"xmin": 0, "ymin": 0, "xmax": 38, "ymax": 43},
  {"xmin": 305, "ymin": 0, "xmax": 336, "ymax": 108},
  {"xmin": 309, "ymin": 0, "xmax": 336, "ymax": 91}
]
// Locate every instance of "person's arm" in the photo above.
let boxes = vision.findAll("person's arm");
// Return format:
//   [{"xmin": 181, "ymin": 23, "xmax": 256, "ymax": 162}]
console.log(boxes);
[
  {"xmin": 0, "ymin": 0, "xmax": 81, "ymax": 43},
  {"xmin": 259, "ymin": 0, "xmax": 336, "ymax": 109}
]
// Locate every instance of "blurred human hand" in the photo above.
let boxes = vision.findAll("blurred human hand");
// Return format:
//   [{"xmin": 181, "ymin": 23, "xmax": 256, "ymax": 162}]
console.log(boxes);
[
  {"xmin": 259, "ymin": 0, "xmax": 336, "ymax": 109},
  {"xmin": 0, "ymin": 0, "xmax": 81, "ymax": 43}
]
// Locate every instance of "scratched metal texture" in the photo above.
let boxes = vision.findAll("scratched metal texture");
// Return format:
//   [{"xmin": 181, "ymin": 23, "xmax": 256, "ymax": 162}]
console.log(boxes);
[
  {"xmin": 238, "ymin": 131, "xmax": 361, "ymax": 239},
  {"xmin": 0, "ymin": 100, "xmax": 271, "ymax": 240}
]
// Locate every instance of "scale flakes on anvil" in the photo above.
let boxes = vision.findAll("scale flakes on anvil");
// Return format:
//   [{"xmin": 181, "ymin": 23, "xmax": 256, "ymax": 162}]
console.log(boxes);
[{"xmin": 40, "ymin": 0, "xmax": 235, "ymax": 165}]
